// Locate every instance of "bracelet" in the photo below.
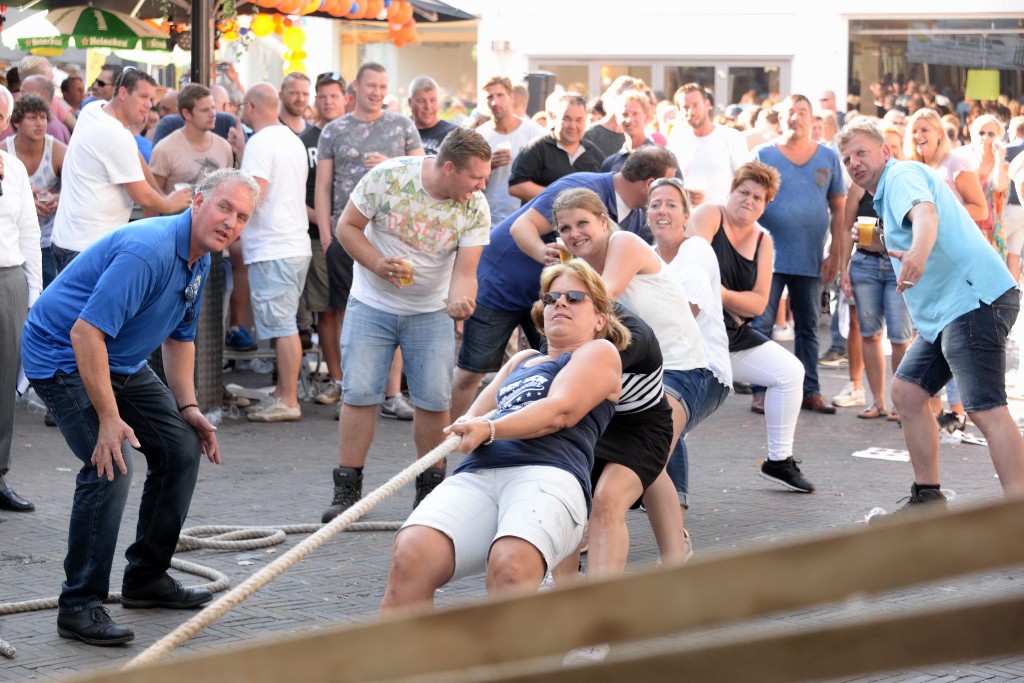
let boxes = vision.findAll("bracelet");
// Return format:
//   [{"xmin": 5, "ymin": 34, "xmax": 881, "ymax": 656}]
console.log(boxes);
[
  {"xmin": 177, "ymin": 403, "xmax": 199, "ymax": 413},
  {"xmin": 483, "ymin": 417, "xmax": 496, "ymax": 446}
]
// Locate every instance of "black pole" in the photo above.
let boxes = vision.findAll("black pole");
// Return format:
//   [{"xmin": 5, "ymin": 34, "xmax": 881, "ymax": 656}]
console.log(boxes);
[{"xmin": 191, "ymin": 0, "xmax": 223, "ymax": 412}]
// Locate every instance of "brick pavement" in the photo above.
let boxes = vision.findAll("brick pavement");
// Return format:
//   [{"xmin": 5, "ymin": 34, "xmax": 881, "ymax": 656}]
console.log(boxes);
[{"xmin": 2, "ymin": 348, "xmax": 1023, "ymax": 681}]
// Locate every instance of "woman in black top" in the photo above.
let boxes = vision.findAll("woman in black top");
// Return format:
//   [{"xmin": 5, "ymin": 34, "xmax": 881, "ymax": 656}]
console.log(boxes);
[{"xmin": 690, "ymin": 162, "xmax": 814, "ymax": 493}]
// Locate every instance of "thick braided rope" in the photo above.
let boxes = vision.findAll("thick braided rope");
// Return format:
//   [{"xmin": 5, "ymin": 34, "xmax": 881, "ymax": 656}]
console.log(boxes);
[{"xmin": 123, "ymin": 434, "xmax": 461, "ymax": 670}]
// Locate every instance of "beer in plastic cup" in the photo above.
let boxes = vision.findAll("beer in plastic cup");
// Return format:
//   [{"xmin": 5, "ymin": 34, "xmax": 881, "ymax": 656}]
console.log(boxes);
[
  {"xmin": 398, "ymin": 259, "xmax": 414, "ymax": 286},
  {"xmin": 857, "ymin": 216, "xmax": 878, "ymax": 248}
]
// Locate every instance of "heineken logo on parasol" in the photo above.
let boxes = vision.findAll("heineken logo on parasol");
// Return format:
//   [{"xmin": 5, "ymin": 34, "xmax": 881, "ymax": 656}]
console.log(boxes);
[{"xmin": 18, "ymin": 36, "xmax": 69, "ymax": 50}]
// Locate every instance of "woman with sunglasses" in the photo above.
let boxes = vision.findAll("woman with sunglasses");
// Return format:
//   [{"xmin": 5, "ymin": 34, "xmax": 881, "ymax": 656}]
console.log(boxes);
[
  {"xmin": 647, "ymin": 177, "xmax": 732, "ymax": 514},
  {"xmin": 959, "ymin": 114, "xmax": 1010, "ymax": 257},
  {"xmin": 380, "ymin": 260, "xmax": 627, "ymax": 612},
  {"xmin": 549, "ymin": 187, "xmax": 712, "ymax": 564},
  {"xmin": 690, "ymin": 161, "xmax": 814, "ymax": 493}
]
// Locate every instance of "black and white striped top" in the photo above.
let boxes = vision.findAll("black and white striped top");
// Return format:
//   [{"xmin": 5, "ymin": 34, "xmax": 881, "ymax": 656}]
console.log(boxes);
[{"xmin": 614, "ymin": 305, "xmax": 665, "ymax": 415}]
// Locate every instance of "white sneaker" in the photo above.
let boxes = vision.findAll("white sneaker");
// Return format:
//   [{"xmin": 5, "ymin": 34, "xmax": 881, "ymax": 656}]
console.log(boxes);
[
  {"xmin": 563, "ymin": 643, "xmax": 609, "ymax": 666},
  {"xmin": 380, "ymin": 394, "xmax": 414, "ymax": 421},
  {"xmin": 246, "ymin": 397, "xmax": 301, "ymax": 422},
  {"xmin": 771, "ymin": 324, "xmax": 794, "ymax": 341},
  {"xmin": 832, "ymin": 382, "xmax": 866, "ymax": 407},
  {"xmin": 314, "ymin": 380, "xmax": 343, "ymax": 405}
]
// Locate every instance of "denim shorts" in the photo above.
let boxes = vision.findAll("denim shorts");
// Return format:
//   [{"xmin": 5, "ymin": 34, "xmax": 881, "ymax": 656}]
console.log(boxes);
[
  {"xmin": 848, "ymin": 250, "xmax": 914, "ymax": 341},
  {"xmin": 401, "ymin": 466, "xmax": 586, "ymax": 581},
  {"xmin": 457, "ymin": 302, "xmax": 542, "ymax": 374},
  {"xmin": 662, "ymin": 366, "xmax": 723, "ymax": 429},
  {"xmin": 248, "ymin": 255, "xmax": 311, "ymax": 340},
  {"xmin": 895, "ymin": 288, "xmax": 1019, "ymax": 413},
  {"xmin": 341, "ymin": 297, "xmax": 455, "ymax": 411}
]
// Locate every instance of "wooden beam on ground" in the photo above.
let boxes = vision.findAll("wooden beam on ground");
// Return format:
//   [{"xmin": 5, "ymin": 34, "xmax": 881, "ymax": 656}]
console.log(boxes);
[
  {"xmin": 65, "ymin": 496, "xmax": 1024, "ymax": 683},
  {"xmin": 385, "ymin": 593, "xmax": 1024, "ymax": 683}
]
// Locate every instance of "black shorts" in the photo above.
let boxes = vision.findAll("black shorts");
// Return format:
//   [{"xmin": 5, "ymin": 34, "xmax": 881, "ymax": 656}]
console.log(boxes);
[
  {"xmin": 326, "ymin": 239, "xmax": 354, "ymax": 310},
  {"xmin": 591, "ymin": 398, "xmax": 674, "ymax": 492}
]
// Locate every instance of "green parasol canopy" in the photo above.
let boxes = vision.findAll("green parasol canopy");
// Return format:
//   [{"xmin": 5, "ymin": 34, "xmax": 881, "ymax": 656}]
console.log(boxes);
[{"xmin": 12, "ymin": 6, "xmax": 169, "ymax": 51}]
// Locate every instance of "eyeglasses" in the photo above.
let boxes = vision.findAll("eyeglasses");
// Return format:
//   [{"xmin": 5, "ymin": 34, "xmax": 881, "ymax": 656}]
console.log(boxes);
[
  {"xmin": 542, "ymin": 290, "xmax": 589, "ymax": 306},
  {"xmin": 978, "ymin": 131, "xmax": 999, "ymax": 138},
  {"xmin": 182, "ymin": 279, "xmax": 200, "ymax": 324}
]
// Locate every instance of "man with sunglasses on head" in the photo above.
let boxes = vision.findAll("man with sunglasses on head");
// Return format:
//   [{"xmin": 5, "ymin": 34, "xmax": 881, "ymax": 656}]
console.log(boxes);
[
  {"xmin": 50, "ymin": 68, "xmax": 192, "ymax": 271},
  {"xmin": 21, "ymin": 168, "xmax": 260, "ymax": 647}
]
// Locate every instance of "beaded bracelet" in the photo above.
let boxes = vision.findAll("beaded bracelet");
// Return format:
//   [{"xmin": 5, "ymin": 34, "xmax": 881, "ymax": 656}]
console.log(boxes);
[{"xmin": 483, "ymin": 417, "xmax": 496, "ymax": 445}]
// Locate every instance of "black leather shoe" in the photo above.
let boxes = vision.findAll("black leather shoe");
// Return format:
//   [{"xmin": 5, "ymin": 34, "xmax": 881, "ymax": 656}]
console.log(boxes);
[
  {"xmin": 57, "ymin": 606, "xmax": 135, "ymax": 646},
  {"xmin": 120, "ymin": 574, "xmax": 213, "ymax": 609},
  {"xmin": 0, "ymin": 475, "xmax": 34, "ymax": 512}
]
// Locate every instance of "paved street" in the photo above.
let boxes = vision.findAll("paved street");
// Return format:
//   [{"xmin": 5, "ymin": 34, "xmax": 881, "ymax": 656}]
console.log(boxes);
[{"xmin": 2, "ymin": 345, "xmax": 1023, "ymax": 681}]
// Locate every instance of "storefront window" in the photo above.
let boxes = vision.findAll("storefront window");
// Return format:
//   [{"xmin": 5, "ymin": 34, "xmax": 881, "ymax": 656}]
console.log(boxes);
[
  {"xmin": 727, "ymin": 66, "xmax": 780, "ymax": 107},
  {"xmin": 599, "ymin": 64, "xmax": 652, "ymax": 95},
  {"xmin": 849, "ymin": 19, "xmax": 1024, "ymax": 115},
  {"xmin": 663, "ymin": 66, "xmax": 716, "ymax": 100},
  {"xmin": 537, "ymin": 64, "xmax": 588, "ymax": 97}
]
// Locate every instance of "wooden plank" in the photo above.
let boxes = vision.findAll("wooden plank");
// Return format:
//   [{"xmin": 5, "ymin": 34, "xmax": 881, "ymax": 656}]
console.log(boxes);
[
  {"xmin": 65, "ymin": 496, "xmax": 1024, "ymax": 683},
  {"xmin": 386, "ymin": 594, "xmax": 1024, "ymax": 683}
]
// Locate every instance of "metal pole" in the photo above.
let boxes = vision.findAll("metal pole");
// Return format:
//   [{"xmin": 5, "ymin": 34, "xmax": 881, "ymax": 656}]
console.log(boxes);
[{"xmin": 191, "ymin": 0, "xmax": 223, "ymax": 412}]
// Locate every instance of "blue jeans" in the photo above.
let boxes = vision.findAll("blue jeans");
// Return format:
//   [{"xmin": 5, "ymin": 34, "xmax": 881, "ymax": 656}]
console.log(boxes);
[
  {"xmin": 895, "ymin": 288, "xmax": 1019, "ymax": 413},
  {"xmin": 848, "ymin": 250, "xmax": 913, "ymax": 341},
  {"xmin": 664, "ymin": 372, "xmax": 731, "ymax": 506},
  {"xmin": 29, "ymin": 365, "xmax": 203, "ymax": 613},
  {"xmin": 752, "ymin": 273, "xmax": 823, "ymax": 397}
]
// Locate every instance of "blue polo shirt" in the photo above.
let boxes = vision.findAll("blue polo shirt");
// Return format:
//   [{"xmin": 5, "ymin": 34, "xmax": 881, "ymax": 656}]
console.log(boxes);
[
  {"xmin": 873, "ymin": 158, "xmax": 1016, "ymax": 343},
  {"xmin": 22, "ymin": 210, "xmax": 209, "ymax": 378},
  {"xmin": 478, "ymin": 172, "xmax": 641, "ymax": 311}
]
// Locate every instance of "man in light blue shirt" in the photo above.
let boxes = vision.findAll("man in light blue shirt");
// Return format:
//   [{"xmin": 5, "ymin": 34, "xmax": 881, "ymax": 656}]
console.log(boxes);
[{"xmin": 838, "ymin": 118, "xmax": 1024, "ymax": 514}]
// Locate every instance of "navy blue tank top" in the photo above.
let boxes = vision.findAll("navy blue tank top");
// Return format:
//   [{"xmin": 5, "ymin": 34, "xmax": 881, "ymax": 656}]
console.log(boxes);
[{"xmin": 453, "ymin": 352, "xmax": 615, "ymax": 512}]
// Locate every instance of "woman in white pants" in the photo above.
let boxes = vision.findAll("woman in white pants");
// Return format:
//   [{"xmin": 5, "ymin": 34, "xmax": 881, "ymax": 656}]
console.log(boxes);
[{"xmin": 690, "ymin": 162, "xmax": 813, "ymax": 493}]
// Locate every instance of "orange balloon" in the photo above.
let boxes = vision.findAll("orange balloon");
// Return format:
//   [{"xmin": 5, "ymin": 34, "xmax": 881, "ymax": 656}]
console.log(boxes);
[
  {"xmin": 254, "ymin": 0, "xmax": 277, "ymax": 7},
  {"xmin": 386, "ymin": 1, "xmax": 400, "ymax": 19}
]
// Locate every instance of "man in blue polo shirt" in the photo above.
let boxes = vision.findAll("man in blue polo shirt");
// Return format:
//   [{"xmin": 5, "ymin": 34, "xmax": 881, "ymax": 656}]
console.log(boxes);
[
  {"xmin": 838, "ymin": 119, "xmax": 1024, "ymax": 513},
  {"xmin": 449, "ymin": 145, "xmax": 678, "ymax": 419},
  {"xmin": 22, "ymin": 168, "xmax": 259, "ymax": 647}
]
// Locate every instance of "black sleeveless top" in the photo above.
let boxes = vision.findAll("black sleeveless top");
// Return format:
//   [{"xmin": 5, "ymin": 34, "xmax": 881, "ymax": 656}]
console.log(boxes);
[{"xmin": 710, "ymin": 211, "xmax": 770, "ymax": 352}]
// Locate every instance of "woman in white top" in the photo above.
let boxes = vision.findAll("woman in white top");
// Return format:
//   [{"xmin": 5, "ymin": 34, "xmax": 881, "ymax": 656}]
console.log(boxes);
[
  {"xmin": 647, "ymin": 177, "xmax": 732, "ymax": 517},
  {"xmin": 548, "ymin": 187, "xmax": 714, "ymax": 562}
]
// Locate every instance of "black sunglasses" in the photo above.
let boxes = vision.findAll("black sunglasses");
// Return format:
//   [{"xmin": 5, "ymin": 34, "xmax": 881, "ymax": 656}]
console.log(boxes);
[
  {"xmin": 182, "ymin": 279, "xmax": 200, "ymax": 324},
  {"xmin": 94, "ymin": 79, "xmax": 108, "ymax": 88},
  {"xmin": 542, "ymin": 290, "xmax": 589, "ymax": 306}
]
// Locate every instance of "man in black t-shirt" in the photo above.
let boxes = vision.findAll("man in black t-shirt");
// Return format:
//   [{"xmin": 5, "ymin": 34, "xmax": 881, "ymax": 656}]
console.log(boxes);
[{"xmin": 408, "ymin": 76, "xmax": 457, "ymax": 156}]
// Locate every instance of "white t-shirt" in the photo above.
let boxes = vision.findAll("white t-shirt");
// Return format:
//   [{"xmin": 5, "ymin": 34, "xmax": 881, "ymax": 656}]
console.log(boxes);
[
  {"xmin": 240, "ymin": 124, "xmax": 311, "ymax": 264},
  {"xmin": 349, "ymin": 157, "xmax": 490, "ymax": 316},
  {"xmin": 667, "ymin": 237, "xmax": 732, "ymax": 388},
  {"xmin": 477, "ymin": 118, "xmax": 544, "ymax": 225},
  {"xmin": 667, "ymin": 124, "xmax": 749, "ymax": 205},
  {"xmin": 51, "ymin": 101, "xmax": 144, "ymax": 252},
  {"xmin": 0, "ymin": 150, "xmax": 42, "ymax": 305}
]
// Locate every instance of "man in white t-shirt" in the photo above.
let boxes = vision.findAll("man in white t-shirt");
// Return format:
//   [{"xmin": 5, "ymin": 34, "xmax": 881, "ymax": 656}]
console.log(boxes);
[
  {"xmin": 239, "ymin": 82, "xmax": 312, "ymax": 423},
  {"xmin": 476, "ymin": 75, "xmax": 544, "ymax": 226},
  {"xmin": 667, "ymin": 84, "xmax": 749, "ymax": 206},
  {"xmin": 322, "ymin": 128, "xmax": 492, "ymax": 523},
  {"xmin": 149, "ymin": 83, "xmax": 234, "ymax": 197},
  {"xmin": 50, "ymin": 69, "xmax": 192, "ymax": 270}
]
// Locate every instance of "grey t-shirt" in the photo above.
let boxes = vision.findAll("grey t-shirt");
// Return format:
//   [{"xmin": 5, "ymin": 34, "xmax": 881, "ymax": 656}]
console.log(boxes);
[{"xmin": 317, "ymin": 111, "xmax": 423, "ymax": 222}]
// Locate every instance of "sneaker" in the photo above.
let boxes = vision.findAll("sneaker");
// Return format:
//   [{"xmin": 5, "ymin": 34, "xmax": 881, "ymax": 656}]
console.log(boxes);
[
  {"xmin": 225, "ymin": 325, "xmax": 258, "ymax": 352},
  {"xmin": 246, "ymin": 397, "xmax": 301, "ymax": 422},
  {"xmin": 870, "ymin": 483, "xmax": 948, "ymax": 525},
  {"xmin": 563, "ymin": 644, "xmax": 609, "ymax": 666},
  {"xmin": 832, "ymin": 381, "xmax": 866, "ymax": 407},
  {"xmin": 314, "ymin": 380, "xmax": 343, "ymax": 405},
  {"xmin": 381, "ymin": 394, "xmax": 414, "ymax": 421},
  {"xmin": 759, "ymin": 457, "xmax": 815, "ymax": 493},
  {"xmin": 322, "ymin": 467, "xmax": 363, "ymax": 523},
  {"xmin": 414, "ymin": 467, "xmax": 446, "ymax": 508},
  {"xmin": 818, "ymin": 348, "xmax": 848, "ymax": 366},
  {"xmin": 771, "ymin": 324, "xmax": 794, "ymax": 342}
]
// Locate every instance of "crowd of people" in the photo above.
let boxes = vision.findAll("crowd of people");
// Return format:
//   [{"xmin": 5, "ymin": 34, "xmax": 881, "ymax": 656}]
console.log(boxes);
[{"xmin": 2, "ymin": 53, "xmax": 1024, "ymax": 657}]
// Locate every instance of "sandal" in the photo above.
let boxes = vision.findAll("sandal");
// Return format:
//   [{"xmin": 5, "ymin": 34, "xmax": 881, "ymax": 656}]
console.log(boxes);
[
  {"xmin": 857, "ymin": 403, "xmax": 887, "ymax": 419},
  {"xmin": 887, "ymin": 408, "xmax": 900, "ymax": 422}
]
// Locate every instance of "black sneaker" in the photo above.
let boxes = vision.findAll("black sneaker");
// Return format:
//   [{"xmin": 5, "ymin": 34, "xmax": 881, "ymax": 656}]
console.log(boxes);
[
  {"xmin": 413, "ymin": 466, "xmax": 446, "ymax": 508},
  {"xmin": 759, "ymin": 457, "xmax": 815, "ymax": 493},
  {"xmin": 880, "ymin": 483, "xmax": 948, "ymax": 521},
  {"xmin": 322, "ymin": 467, "xmax": 363, "ymax": 523}
]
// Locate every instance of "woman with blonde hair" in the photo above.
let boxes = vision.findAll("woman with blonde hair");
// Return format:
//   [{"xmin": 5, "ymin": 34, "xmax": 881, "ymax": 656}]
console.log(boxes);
[
  {"xmin": 381, "ymin": 260, "xmax": 626, "ymax": 612},
  {"xmin": 904, "ymin": 108, "xmax": 987, "ymax": 223},
  {"xmin": 960, "ymin": 114, "xmax": 1010, "ymax": 256}
]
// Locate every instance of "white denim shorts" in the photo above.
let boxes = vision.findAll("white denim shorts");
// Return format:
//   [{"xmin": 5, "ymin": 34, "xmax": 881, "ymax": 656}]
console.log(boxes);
[{"xmin": 401, "ymin": 465, "xmax": 587, "ymax": 581}]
